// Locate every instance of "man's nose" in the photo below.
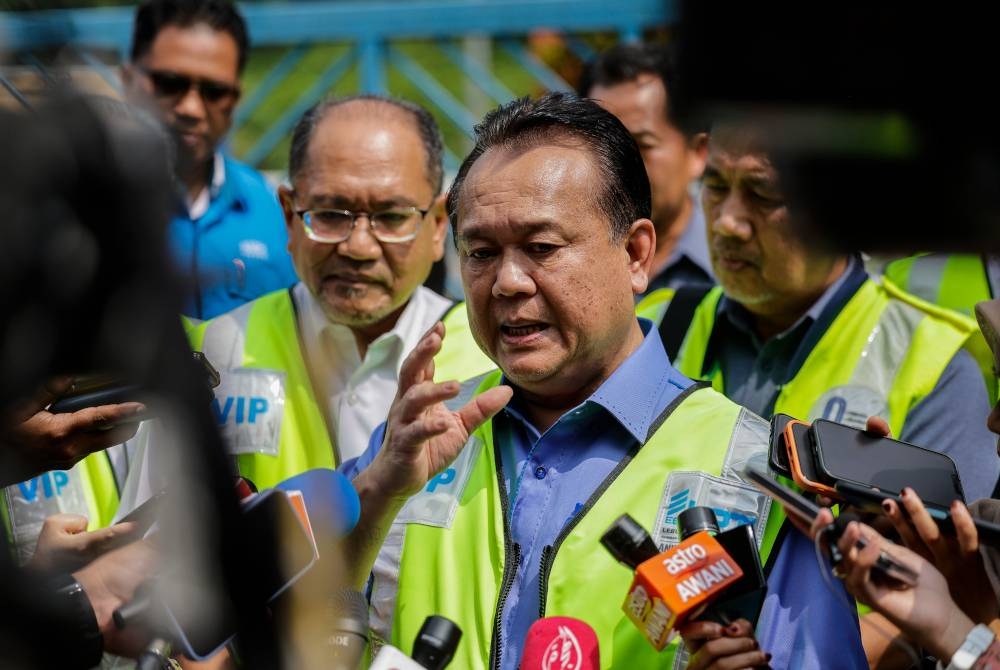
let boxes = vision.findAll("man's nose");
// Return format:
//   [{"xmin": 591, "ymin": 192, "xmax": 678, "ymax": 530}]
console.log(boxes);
[
  {"xmin": 173, "ymin": 86, "xmax": 207, "ymax": 121},
  {"xmin": 711, "ymin": 194, "xmax": 754, "ymax": 241},
  {"xmin": 493, "ymin": 253, "xmax": 535, "ymax": 298},
  {"xmin": 336, "ymin": 215, "xmax": 383, "ymax": 261}
]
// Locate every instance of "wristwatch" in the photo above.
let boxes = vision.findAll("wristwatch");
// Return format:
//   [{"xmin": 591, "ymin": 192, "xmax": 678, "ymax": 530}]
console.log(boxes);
[
  {"xmin": 946, "ymin": 624, "xmax": 996, "ymax": 670},
  {"xmin": 50, "ymin": 572, "xmax": 104, "ymax": 667}
]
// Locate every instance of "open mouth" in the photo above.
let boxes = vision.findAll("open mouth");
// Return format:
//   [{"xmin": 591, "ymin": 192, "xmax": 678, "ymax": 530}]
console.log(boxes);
[{"xmin": 501, "ymin": 323, "xmax": 548, "ymax": 337}]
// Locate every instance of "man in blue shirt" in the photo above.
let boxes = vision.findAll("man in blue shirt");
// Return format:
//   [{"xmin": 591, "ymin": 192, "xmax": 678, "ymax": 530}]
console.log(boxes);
[
  {"xmin": 123, "ymin": 0, "xmax": 296, "ymax": 319},
  {"xmin": 341, "ymin": 94, "xmax": 864, "ymax": 669}
]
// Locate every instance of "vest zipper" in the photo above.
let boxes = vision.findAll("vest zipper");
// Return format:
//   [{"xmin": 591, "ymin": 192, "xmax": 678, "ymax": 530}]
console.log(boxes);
[
  {"xmin": 536, "ymin": 382, "xmax": 709, "ymax": 617},
  {"xmin": 489, "ymin": 431, "xmax": 518, "ymax": 670}
]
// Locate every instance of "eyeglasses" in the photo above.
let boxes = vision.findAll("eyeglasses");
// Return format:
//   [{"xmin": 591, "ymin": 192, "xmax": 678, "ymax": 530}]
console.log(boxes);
[
  {"xmin": 296, "ymin": 205, "xmax": 432, "ymax": 244},
  {"xmin": 140, "ymin": 68, "xmax": 240, "ymax": 106}
]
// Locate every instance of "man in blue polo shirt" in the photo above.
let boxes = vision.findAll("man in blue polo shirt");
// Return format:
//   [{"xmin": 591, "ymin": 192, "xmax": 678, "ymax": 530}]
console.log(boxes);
[{"xmin": 123, "ymin": 0, "xmax": 296, "ymax": 319}]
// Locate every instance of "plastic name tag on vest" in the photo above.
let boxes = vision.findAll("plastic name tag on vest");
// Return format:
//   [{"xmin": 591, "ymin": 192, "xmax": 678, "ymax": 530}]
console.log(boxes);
[
  {"xmin": 654, "ymin": 471, "xmax": 771, "ymax": 550},
  {"xmin": 4, "ymin": 464, "xmax": 91, "ymax": 565},
  {"xmin": 395, "ymin": 435, "xmax": 483, "ymax": 528},
  {"xmin": 809, "ymin": 384, "xmax": 888, "ymax": 430},
  {"xmin": 211, "ymin": 368, "xmax": 286, "ymax": 456}
]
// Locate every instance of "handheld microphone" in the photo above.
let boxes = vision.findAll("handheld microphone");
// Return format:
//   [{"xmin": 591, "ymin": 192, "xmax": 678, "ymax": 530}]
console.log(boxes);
[
  {"xmin": 519, "ymin": 617, "xmax": 600, "ymax": 670},
  {"xmin": 369, "ymin": 615, "xmax": 463, "ymax": 670},
  {"xmin": 325, "ymin": 588, "xmax": 369, "ymax": 670},
  {"xmin": 601, "ymin": 513, "xmax": 743, "ymax": 650},
  {"xmin": 676, "ymin": 507, "xmax": 767, "ymax": 628},
  {"xmin": 273, "ymin": 468, "xmax": 361, "ymax": 540}
]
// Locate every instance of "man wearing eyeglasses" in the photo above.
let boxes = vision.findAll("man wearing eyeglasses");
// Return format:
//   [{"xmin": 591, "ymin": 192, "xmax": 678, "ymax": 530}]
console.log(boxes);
[
  {"xmin": 116, "ymin": 96, "xmax": 493, "ymax": 515},
  {"xmin": 122, "ymin": 0, "xmax": 297, "ymax": 320}
]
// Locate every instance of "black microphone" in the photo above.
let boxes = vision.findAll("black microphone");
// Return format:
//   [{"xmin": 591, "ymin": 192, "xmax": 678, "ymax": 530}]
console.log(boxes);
[
  {"xmin": 676, "ymin": 507, "xmax": 767, "ymax": 627},
  {"xmin": 325, "ymin": 588, "xmax": 369, "ymax": 669},
  {"xmin": 369, "ymin": 614, "xmax": 463, "ymax": 669},
  {"xmin": 412, "ymin": 615, "xmax": 462, "ymax": 670}
]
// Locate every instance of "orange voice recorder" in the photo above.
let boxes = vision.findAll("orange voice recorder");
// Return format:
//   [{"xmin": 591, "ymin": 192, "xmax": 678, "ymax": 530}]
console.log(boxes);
[{"xmin": 622, "ymin": 531, "xmax": 744, "ymax": 650}]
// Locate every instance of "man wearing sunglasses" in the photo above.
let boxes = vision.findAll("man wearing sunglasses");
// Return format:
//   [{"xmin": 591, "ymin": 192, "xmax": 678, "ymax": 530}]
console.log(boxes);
[{"xmin": 123, "ymin": 0, "xmax": 297, "ymax": 320}]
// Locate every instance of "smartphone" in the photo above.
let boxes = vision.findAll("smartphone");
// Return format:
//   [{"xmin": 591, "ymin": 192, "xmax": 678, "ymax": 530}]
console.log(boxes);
[
  {"xmin": 117, "ymin": 490, "xmax": 167, "ymax": 535},
  {"xmin": 48, "ymin": 379, "xmax": 145, "ymax": 414},
  {"xmin": 768, "ymin": 413, "xmax": 794, "ymax": 477},
  {"xmin": 745, "ymin": 468, "xmax": 918, "ymax": 586},
  {"xmin": 834, "ymin": 479, "xmax": 1000, "ymax": 548},
  {"xmin": 784, "ymin": 420, "xmax": 837, "ymax": 497},
  {"xmin": 811, "ymin": 419, "xmax": 965, "ymax": 507},
  {"xmin": 161, "ymin": 490, "xmax": 318, "ymax": 659}
]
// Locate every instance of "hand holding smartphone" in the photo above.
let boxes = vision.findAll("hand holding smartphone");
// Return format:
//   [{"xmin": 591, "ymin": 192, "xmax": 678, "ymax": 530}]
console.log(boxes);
[{"xmin": 745, "ymin": 467, "xmax": 918, "ymax": 587}]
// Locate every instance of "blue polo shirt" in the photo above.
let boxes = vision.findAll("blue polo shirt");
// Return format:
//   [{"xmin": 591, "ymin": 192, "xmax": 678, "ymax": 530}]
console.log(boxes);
[{"xmin": 168, "ymin": 154, "xmax": 297, "ymax": 320}]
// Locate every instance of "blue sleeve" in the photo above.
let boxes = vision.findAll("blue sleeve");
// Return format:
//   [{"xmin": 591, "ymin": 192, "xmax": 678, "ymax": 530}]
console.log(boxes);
[
  {"xmin": 337, "ymin": 422, "xmax": 387, "ymax": 480},
  {"xmin": 899, "ymin": 348, "xmax": 999, "ymax": 501},
  {"xmin": 756, "ymin": 530, "xmax": 867, "ymax": 669}
]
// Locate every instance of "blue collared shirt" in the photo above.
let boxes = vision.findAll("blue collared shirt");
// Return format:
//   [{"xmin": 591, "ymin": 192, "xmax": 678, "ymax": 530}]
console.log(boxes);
[
  {"xmin": 168, "ymin": 153, "xmax": 298, "ymax": 320},
  {"xmin": 642, "ymin": 195, "xmax": 715, "ymax": 297},
  {"xmin": 494, "ymin": 319, "xmax": 692, "ymax": 669},
  {"xmin": 342, "ymin": 320, "xmax": 694, "ymax": 669}
]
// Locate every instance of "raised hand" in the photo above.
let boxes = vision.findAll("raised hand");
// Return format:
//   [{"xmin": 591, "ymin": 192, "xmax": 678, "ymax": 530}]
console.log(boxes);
[{"xmin": 364, "ymin": 321, "xmax": 512, "ymax": 501}]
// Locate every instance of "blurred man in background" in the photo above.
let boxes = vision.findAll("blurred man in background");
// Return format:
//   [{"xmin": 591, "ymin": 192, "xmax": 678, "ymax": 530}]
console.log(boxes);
[
  {"xmin": 123, "ymin": 0, "xmax": 297, "ymax": 320},
  {"xmin": 580, "ymin": 43, "xmax": 713, "ymax": 295}
]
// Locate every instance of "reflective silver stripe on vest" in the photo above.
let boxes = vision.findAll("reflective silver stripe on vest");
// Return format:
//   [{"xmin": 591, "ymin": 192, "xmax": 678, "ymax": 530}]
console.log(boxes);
[
  {"xmin": 905, "ymin": 254, "xmax": 949, "ymax": 304},
  {"xmin": 809, "ymin": 296, "xmax": 924, "ymax": 429},
  {"xmin": 199, "ymin": 301, "xmax": 253, "ymax": 373},
  {"xmin": 4, "ymin": 463, "xmax": 91, "ymax": 565},
  {"xmin": 369, "ymin": 372, "xmax": 495, "ymax": 646}
]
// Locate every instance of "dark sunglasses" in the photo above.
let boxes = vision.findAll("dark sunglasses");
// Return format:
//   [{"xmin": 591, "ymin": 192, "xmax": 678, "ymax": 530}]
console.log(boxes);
[{"xmin": 141, "ymin": 68, "xmax": 240, "ymax": 105}]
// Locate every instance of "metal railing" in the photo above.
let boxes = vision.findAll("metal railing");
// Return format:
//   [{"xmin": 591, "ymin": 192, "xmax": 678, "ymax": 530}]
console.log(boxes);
[{"xmin": 0, "ymin": 0, "xmax": 673, "ymax": 171}]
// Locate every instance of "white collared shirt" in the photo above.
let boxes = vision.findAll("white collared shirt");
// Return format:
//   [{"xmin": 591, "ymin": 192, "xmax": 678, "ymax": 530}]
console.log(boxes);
[{"xmin": 293, "ymin": 282, "xmax": 452, "ymax": 462}]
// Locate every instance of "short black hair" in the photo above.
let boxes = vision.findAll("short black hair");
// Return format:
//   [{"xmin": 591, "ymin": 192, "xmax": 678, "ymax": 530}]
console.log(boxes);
[
  {"xmin": 131, "ymin": 0, "xmax": 249, "ymax": 73},
  {"xmin": 446, "ymin": 92, "xmax": 651, "ymax": 243},
  {"xmin": 578, "ymin": 42, "xmax": 678, "ymax": 123},
  {"xmin": 287, "ymin": 95, "xmax": 445, "ymax": 196}
]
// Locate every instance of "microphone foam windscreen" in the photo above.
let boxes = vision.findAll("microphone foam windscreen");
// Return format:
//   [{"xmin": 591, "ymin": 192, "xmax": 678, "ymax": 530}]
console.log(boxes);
[{"xmin": 520, "ymin": 617, "xmax": 599, "ymax": 670}]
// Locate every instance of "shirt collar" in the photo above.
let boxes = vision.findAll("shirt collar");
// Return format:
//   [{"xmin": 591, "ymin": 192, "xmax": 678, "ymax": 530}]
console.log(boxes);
[
  {"xmin": 503, "ymin": 319, "xmax": 693, "ymax": 445},
  {"xmin": 666, "ymin": 192, "xmax": 714, "ymax": 279},
  {"xmin": 182, "ymin": 152, "xmax": 229, "ymax": 219},
  {"xmin": 719, "ymin": 254, "xmax": 864, "ymax": 346},
  {"xmin": 295, "ymin": 282, "xmax": 452, "ymax": 370}
]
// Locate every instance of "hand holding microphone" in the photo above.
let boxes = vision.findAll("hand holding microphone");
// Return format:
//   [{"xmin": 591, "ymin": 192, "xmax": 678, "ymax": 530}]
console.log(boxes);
[{"xmin": 601, "ymin": 507, "xmax": 766, "ymax": 651}]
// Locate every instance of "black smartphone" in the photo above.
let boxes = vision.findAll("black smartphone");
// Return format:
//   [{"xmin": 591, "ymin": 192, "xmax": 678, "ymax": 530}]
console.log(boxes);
[
  {"xmin": 785, "ymin": 420, "xmax": 837, "ymax": 497},
  {"xmin": 834, "ymin": 479, "xmax": 1000, "ymax": 548},
  {"xmin": 768, "ymin": 413, "xmax": 794, "ymax": 477},
  {"xmin": 745, "ymin": 467, "xmax": 918, "ymax": 586},
  {"xmin": 810, "ymin": 419, "xmax": 966, "ymax": 507}
]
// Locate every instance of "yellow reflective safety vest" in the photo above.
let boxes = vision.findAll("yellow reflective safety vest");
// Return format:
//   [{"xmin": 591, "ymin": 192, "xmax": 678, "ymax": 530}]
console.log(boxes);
[
  {"xmin": 2, "ymin": 453, "xmax": 118, "ymax": 564},
  {"xmin": 637, "ymin": 277, "xmax": 989, "ymax": 436},
  {"xmin": 188, "ymin": 288, "xmax": 493, "ymax": 490},
  {"xmin": 883, "ymin": 253, "xmax": 992, "ymax": 318},
  {"xmin": 379, "ymin": 371, "xmax": 776, "ymax": 670}
]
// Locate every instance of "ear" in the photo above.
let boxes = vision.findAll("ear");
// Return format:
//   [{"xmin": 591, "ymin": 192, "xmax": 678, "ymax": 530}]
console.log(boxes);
[
  {"xmin": 624, "ymin": 218, "xmax": 657, "ymax": 296},
  {"xmin": 428, "ymin": 192, "xmax": 449, "ymax": 262},
  {"xmin": 277, "ymin": 185, "xmax": 297, "ymax": 244},
  {"xmin": 688, "ymin": 132, "xmax": 709, "ymax": 181}
]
